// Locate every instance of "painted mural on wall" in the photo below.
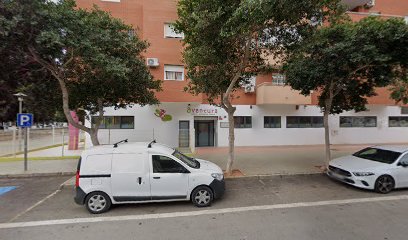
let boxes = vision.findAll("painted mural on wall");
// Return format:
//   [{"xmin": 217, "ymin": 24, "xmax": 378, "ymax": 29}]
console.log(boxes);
[{"xmin": 154, "ymin": 109, "xmax": 172, "ymax": 121}]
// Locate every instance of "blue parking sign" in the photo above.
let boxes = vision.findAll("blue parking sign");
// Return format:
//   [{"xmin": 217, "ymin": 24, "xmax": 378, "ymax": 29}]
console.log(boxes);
[{"xmin": 17, "ymin": 113, "xmax": 33, "ymax": 127}]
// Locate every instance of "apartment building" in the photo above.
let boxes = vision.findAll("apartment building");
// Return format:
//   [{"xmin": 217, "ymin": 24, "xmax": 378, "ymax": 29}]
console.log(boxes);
[{"xmin": 76, "ymin": 0, "xmax": 408, "ymax": 148}]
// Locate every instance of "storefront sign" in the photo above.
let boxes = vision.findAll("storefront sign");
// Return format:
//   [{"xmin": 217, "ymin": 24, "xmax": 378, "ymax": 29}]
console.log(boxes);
[{"xmin": 187, "ymin": 105, "xmax": 220, "ymax": 116}]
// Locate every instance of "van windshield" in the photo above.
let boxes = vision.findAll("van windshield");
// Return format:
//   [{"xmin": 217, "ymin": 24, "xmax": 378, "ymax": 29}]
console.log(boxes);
[{"xmin": 172, "ymin": 150, "xmax": 200, "ymax": 169}]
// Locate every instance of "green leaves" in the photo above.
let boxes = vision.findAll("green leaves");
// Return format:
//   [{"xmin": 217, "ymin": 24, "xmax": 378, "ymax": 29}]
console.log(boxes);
[
  {"xmin": 0, "ymin": 0, "xmax": 161, "ymax": 120},
  {"xmin": 285, "ymin": 16, "xmax": 408, "ymax": 114},
  {"xmin": 175, "ymin": 0, "xmax": 336, "ymax": 102}
]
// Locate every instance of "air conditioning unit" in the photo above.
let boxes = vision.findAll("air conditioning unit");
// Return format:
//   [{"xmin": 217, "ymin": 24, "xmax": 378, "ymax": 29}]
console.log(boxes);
[
  {"xmin": 244, "ymin": 85, "xmax": 255, "ymax": 93},
  {"xmin": 147, "ymin": 58, "xmax": 159, "ymax": 67},
  {"xmin": 365, "ymin": 0, "xmax": 375, "ymax": 8}
]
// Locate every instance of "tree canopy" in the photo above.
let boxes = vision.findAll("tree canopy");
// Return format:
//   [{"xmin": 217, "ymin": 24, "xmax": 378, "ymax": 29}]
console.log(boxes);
[
  {"xmin": 175, "ymin": 0, "xmax": 342, "ymax": 173},
  {"xmin": 0, "ymin": 0, "xmax": 161, "ymax": 144},
  {"xmin": 285, "ymin": 16, "xmax": 408, "ymax": 164}
]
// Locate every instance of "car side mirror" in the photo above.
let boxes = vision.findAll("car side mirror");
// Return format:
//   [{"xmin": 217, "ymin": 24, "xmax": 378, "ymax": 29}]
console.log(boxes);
[{"xmin": 398, "ymin": 161, "xmax": 408, "ymax": 167}]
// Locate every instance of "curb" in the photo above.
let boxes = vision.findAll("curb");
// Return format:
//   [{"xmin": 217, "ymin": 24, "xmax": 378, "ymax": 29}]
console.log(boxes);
[
  {"xmin": 224, "ymin": 171, "xmax": 325, "ymax": 179},
  {"xmin": 0, "ymin": 172, "xmax": 75, "ymax": 179}
]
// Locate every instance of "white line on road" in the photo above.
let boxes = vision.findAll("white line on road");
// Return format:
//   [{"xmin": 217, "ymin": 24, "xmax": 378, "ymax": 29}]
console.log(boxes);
[{"xmin": 1, "ymin": 194, "xmax": 408, "ymax": 229}]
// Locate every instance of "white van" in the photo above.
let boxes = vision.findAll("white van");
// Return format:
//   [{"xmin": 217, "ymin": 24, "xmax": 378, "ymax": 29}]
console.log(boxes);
[{"xmin": 74, "ymin": 140, "xmax": 225, "ymax": 214}]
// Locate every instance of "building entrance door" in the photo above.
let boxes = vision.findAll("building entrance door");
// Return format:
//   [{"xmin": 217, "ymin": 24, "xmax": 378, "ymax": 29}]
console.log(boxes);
[{"xmin": 194, "ymin": 120, "xmax": 215, "ymax": 147}]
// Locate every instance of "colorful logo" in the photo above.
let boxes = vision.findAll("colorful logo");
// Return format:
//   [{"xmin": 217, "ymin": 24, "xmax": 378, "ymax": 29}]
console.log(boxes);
[{"xmin": 155, "ymin": 109, "xmax": 172, "ymax": 122}]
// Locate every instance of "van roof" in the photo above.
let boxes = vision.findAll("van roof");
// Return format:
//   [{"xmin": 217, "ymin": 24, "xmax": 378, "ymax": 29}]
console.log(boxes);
[{"xmin": 81, "ymin": 141, "xmax": 175, "ymax": 157}]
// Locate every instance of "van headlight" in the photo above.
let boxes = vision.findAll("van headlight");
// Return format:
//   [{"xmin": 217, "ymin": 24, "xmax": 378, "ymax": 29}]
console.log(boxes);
[
  {"xmin": 211, "ymin": 173, "xmax": 224, "ymax": 181},
  {"xmin": 353, "ymin": 172, "xmax": 375, "ymax": 176}
]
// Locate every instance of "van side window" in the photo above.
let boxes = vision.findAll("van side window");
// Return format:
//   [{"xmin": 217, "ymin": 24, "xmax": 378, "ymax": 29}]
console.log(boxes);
[{"xmin": 152, "ymin": 155, "xmax": 187, "ymax": 173}]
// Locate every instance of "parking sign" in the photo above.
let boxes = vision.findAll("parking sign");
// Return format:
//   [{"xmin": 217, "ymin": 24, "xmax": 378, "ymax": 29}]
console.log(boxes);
[{"xmin": 17, "ymin": 113, "xmax": 33, "ymax": 127}]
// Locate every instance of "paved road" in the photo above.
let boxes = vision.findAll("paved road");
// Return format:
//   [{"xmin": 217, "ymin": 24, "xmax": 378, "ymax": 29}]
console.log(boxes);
[
  {"xmin": 1, "ymin": 175, "xmax": 407, "ymax": 240},
  {"xmin": 0, "ymin": 176, "xmax": 72, "ymax": 223}
]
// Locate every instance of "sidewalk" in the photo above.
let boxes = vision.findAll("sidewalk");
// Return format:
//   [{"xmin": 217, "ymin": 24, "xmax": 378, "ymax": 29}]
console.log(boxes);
[
  {"xmin": 195, "ymin": 144, "xmax": 370, "ymax": 176},
  {"xmin": 0, "ymin": 144, "xmax": 379, "ymax": 178}
]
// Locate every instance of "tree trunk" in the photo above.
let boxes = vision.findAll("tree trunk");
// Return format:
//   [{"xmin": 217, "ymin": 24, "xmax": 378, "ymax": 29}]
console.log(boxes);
[
  {"xmin": 90, "ymin": 129, "xmax": 100, "ymax": 146},
  {"xmin": 225, "ymin": 107, "xmax": 236, "ymax": 174},
  {"xmin": 28, "ymin": 46, "xmax": 105, "ymax": 146},
  {"xmin": 323, "ymin": 109, "xmax": 331, "ymax": 168}
]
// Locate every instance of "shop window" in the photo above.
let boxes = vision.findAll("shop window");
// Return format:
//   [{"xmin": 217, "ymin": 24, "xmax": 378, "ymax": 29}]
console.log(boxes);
[
  {"xmin": 286, "ymin": 116, "xmax": 323, "ymax": 128},
  {"xmin": 92, "ymin": 116, "xmax": 134, "ymax": 129},
  {"xmin": 339, "ymin": 116, "xmax": 377, "ymax": 128},
  {"xmin": 264, "ymin": 116, "xmax": 281, "ymax": 128},
  {"xmin": 389, "ymin": 117, "xmax": 408, "ymax": 127},
  {"xmin": 234, "ymin": 116, "xmax": 252, "ymax": 128},
  {"xmin": 164, "ymin": 65, "xmax": 184, "ymax": 81},
  {"xmin": 164, "ymin": 23, "xmax": 184, "ymax": 39}
]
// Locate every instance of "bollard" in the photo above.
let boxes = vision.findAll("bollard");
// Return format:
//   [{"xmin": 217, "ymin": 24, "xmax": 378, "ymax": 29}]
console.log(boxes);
[
  {"xmin": 52, "ymin": 126, "xmax": 55, "ymax": 145},
  {"xmin": 12, "ymin": 129, "xmax": 16, "ymax": 158},
  {"xmin": 61, "ymin": 128, "xmax": 65, "ymax": 157}
]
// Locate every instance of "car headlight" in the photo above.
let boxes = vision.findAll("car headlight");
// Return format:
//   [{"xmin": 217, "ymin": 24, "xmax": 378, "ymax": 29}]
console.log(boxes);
[
  {"xmin": 211, "ymin": 173, "xmax": 224, "ymax": 181},
  {"xmin": 353, "ymin": 172, "xmax": 375, "ymax": 176}
]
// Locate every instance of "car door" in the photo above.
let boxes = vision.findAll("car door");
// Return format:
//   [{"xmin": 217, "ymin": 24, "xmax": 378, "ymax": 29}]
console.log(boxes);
[
  {"xmin": 111, "ymin": 152, "xmax": 151, "ymax": 202},
  {"xmin": 393, "ymin": 153, "xmax": 408, "ymax": 188},
  {"xmin": 149, "ymin": 154, "xmax": 189, "ymax": 200}
]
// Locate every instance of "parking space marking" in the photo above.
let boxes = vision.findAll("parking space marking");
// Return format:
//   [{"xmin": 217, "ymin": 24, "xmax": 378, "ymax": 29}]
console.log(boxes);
[
  {"xmin": 7, "ymin": 189, "xmax": 61, "ymax": 223},
  {"xmin": 1, "ymin": 194, "xmax": 408, "ymax": 229},
  {"xmin": 0, "ymin": 186, "xmax": 17, "ymax": 196}
]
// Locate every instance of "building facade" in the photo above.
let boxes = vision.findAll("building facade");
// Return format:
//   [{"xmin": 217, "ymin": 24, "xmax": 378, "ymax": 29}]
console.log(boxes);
[{"xmin": 76, "ymin": 0, "xmax": 408, "ymax": 149}]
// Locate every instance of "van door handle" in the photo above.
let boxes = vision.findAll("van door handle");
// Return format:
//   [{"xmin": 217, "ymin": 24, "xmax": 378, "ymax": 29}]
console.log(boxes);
[
  {"xmin": 138, "ymin": 177, "xmax": 142, "ymax": 184},
  {"xmin": 153, "ymin": 177, "xmax": 161, "ymax": 179}
]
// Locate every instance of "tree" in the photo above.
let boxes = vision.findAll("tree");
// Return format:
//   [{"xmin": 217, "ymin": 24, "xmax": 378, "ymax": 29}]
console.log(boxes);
[
  {"xmin": 175, "ymin": 0, "xmax": 340, "ymax": 174},
  {"xmin": 285, "ymin": 16, "xmax": 408, "ymax": 167},
  {"xmin": 0, "ymin": 0, "xmax": 161, "ymax": 145}
]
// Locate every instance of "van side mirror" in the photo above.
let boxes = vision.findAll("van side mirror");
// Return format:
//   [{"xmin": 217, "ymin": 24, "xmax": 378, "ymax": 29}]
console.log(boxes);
[{"xmin": 179, "ymin": 167, "xmax": 190, "ymax": 173}]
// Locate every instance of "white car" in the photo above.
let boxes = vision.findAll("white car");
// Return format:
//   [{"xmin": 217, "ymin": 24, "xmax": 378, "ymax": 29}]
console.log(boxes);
[
  {"xmin": 328, "ymin": 145, "xmax": 408, "ymax": 193},
  {"xmin": 74, "ymin": 140, "xmax": 225, "ymax": 214}
]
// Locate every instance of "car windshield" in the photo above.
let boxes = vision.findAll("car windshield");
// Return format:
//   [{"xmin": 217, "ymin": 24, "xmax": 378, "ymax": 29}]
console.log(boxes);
[
  {"xmin": 352, "ymin": 147, "xmax": 401, "ymax": 164},
  {"xmin": 172, "ymin": 150, "xmax": 200, "ymax": 169}
]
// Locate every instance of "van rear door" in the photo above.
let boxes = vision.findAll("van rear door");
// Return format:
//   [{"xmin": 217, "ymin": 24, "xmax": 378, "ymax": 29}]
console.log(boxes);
[{"xmin": 111, "ymin": 152, "xmax": 151, "ymax": 202}]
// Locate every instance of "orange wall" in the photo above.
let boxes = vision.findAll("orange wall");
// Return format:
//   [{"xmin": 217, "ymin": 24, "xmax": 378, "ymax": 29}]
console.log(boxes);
[{"xmin": 75, "ymin": 0, "xmax": 407, "ymax": 106}]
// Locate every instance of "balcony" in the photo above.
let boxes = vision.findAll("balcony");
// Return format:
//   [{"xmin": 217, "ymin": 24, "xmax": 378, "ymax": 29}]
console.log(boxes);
[
  {"xmin": 256, "ymin": 83, "xmax": 312, "ymax": 105},
  {"xmin": 340, "ymin": 0, "xmax": 370, "ymax": 10}
]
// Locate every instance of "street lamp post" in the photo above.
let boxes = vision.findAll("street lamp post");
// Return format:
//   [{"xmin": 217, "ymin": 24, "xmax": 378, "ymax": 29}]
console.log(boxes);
[{"xmin": 13, "ymin": 92, "xmax": 27, "ymax": 153}]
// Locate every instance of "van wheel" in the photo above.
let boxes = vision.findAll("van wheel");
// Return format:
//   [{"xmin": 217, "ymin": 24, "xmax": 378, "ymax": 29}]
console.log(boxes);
[
  {"xmin": 85, "ymin": 192, "xmax": 111, "ymax": 214},
  {"xmin": 191, "ymin": 186, "xmax": 213, "ymax": 207}
]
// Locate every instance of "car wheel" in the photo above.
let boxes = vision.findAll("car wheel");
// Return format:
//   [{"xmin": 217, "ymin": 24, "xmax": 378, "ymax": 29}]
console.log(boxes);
[
  {"xmin": 191, "ymin": 186, "xmax": 213, "ymax": 207},
  {"xmin": 375, "ymin": 175, "xmax": 395, "ymax": 194},
  {"xmin": 85, "ymin": 191, "xmax": 112, "ymax": 214}
]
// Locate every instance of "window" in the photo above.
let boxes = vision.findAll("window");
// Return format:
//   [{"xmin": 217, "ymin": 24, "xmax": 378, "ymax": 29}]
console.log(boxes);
[
  {"xmin": 92, "ymin": 116, "xmax": 134, "ymax": 129},
  {"xmin": 340, "ymin": 116, "xmax": 377, "ymax": 128},
  {"xmin": 264, "ymin": 116, "xmax": 281, "ymax": 128},
  {"xmin": 353, "ymin": 147, "xmax": 401, "ymax": 164},
  {"xmin": 152, "ymin": 155, "xmax": 187, "ymax": 173},
  {"xmin": 401, "ymin": 107, "xmax": 408, "ymax": 114},
  {"xmin": 389, "ymin": 117, "xmax": 408, "ymax": 127},
  {"xmin": 164, "ymin": 65, "xmax": 184, "ymax": 81},
  {"xmin": 234, "ymin": 116, "xmax": 252, "ymax": 128},
  {"xmin": 164, "ymin": 23, "xmax": 184, "ymax": 39},
  {"xmin": 286, "ymin": 116, "xmax": 323, "ymax": 128},
  {"xmin": 272, "ymin": 73, "xmax": 286, "ymax": 85}
]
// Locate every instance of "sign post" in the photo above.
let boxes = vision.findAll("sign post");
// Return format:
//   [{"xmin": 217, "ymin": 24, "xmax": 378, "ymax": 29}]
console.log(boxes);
[{"xmin": 17, "ymin": 113, "xmax": 33, "ymax": 171}]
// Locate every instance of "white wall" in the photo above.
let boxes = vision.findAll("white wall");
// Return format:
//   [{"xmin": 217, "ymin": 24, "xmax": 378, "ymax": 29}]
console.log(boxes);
[{"xmin": 86, "ymin": 103, "xmax": 408, "ymax": 148}]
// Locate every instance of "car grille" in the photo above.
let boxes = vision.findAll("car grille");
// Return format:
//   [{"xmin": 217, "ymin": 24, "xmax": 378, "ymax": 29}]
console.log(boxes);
[{"xmin": 328, "ymin": 165, "xmax": 352, "ymax": 177}]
